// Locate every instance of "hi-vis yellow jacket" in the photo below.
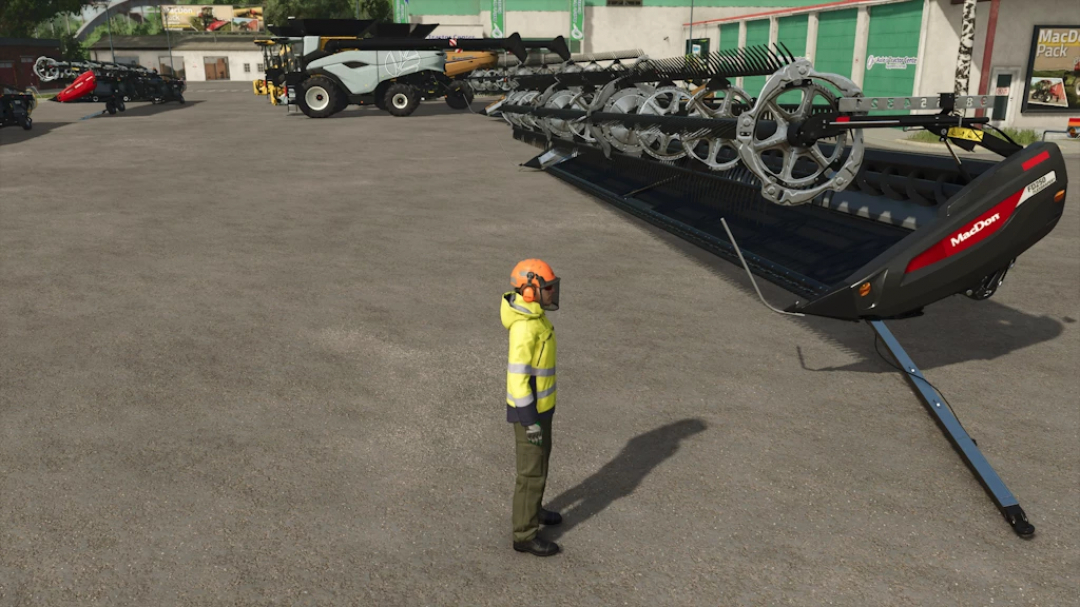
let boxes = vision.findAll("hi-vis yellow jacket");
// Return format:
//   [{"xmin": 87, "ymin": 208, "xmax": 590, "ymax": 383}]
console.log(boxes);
[{"xmin": 501, "ymin": 291, "xmax": 557, "ymax": 425}]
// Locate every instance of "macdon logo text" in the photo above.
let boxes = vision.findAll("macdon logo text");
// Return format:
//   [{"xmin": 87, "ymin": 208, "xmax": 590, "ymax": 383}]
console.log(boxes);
[{"xmin": 951, "ymin": 214, "xmax": 1000, "ymax": 247}]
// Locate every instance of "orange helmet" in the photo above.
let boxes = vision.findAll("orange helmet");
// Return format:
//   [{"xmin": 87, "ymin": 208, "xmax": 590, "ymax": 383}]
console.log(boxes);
[{"xmin": 511, "ymin": 258, "xmax": 560, "ymax": 311}]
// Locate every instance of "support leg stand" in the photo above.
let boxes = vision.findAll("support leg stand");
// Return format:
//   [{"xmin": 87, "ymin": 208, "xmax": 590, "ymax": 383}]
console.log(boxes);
[{"xmin": 869, "ymin": 320, "xmax": 1034, "ymax": 538}]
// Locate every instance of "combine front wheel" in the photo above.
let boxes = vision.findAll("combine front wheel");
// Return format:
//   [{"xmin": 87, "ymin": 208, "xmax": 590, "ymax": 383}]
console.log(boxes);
[{"xmin": 299, "ymin": 76, "xmax": 343, "ymax": 118}]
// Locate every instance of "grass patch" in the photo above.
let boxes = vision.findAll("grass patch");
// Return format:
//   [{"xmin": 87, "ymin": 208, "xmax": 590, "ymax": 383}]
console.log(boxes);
[
  {"xmin": 906, "ymin": 129, "xmax": 942, "ymax": 143},
  {"xmin": 906, "ymin": 127, "xmax": 1042, "ymax": 146}
]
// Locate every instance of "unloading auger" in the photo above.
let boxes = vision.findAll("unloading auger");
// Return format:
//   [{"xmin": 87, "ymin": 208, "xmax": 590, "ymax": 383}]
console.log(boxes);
[
  {"xmin": 34, "ymin": 56, "xmax": 186, "ymax": 114},
  {"xmin": 487, "ymin": 44, "xmax": 1069, "ymax": 538}
]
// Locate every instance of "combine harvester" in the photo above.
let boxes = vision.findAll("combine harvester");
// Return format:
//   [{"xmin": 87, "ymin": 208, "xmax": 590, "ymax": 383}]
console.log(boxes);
[
  {"xmin": 485, "ymin": 44, "xmax": 1068, "ymax": 538},
  {"xmin": 33, "ymin": 57, "xmax": 186, "ymax": 115},
  {"xmin": 254, "ymin": 19, "xmax": 570, "ymax": 118}
]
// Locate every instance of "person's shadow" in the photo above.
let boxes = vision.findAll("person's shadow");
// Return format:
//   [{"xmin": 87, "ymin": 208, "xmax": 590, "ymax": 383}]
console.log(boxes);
[{"xmin": 543, "ymin": 418, "xmax": 707, "ymax": 541}]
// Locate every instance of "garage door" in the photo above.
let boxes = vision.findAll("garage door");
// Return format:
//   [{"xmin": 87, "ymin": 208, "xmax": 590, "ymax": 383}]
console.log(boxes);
[
  {"xmin": 777, "ymin": 14, "xmax": 809, "ymax": 104},
  {"xmin": 742, "ymin": 19, "xmax": 771, "ymax": 98},
  {"xmin": 719, "ymin": 23, "xmax": 739, "ymax": 52},
  {"xmin": 814, "ymin": 8, "xmax": 858, "ymax": 79},
  {"xmin": 862, "ymin": 0, "xmax": 923, "ymax": 104},
  {"xmin": 0, "ymin": 60, "xmax": 16, "ymax": 86}
]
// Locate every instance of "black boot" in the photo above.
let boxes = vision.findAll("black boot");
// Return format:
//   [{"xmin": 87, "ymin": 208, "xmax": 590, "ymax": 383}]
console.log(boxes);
[
  {"xmin": 513, "ymin": 536, "xmax": 560, "ymax": 557},
  {"xmin": 539, "ymin": 508, "xmax": 562, "ymax": 526}
]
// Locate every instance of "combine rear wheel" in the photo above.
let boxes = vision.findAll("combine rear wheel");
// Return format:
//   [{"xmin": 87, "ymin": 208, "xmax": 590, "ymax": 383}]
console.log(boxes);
[
  {"xmin": 21, "ymin": 117, "xmax": 32, "ymax": 130},
  {"xmin": 299, "ymin": 76, "xmax": 343, "ymax": 118},
  {"xmin": 385, "ymin": 83, "xmax": 420, "ymax": 117}
]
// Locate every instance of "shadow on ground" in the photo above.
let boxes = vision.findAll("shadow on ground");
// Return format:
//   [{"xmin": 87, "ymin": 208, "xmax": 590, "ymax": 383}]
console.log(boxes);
[
  {"xmin": 543, "ymin": 419, "xmax": 707, "ymax": 542},
  {"xmin": 110, "ymin": 100, "xmax": 202, "ymax": 118},
  {"xmin": 0, "ymin": 121, "xmax": 74, "ymax": 145},
  {"xmin": 578, "ymin": 195, "xmax": 1066, "ymax": 373},
  {"xmin": 292, "ymin": 100, "xmax": 493, "ymax": 120}
]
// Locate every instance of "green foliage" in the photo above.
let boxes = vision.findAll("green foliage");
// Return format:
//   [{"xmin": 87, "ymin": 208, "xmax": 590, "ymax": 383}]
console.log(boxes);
[
  {"xmin": 0, "ymin": 0, "xmax": 91, "ymax": 38},
  {"xmin": 264, "ymin": 0, "xmax": 359, "ymax": 27},
  {"xmin": 59, "ymin": 32, "xmax": 88, "ymax": 61},
  {"xmin": 361, "ymin": 0, "xmax": 393, "ymax": 22},
  {"xmin": 907, "ymin": 127, "xmax": 1042, "ymax": 147},
  {"xmin": 987, "ymin": 128, "xmax": 1040, "ymax": 146},
  {"xmin": 906, "ymin": 130, "xmax": 943, "ymax": 143}
]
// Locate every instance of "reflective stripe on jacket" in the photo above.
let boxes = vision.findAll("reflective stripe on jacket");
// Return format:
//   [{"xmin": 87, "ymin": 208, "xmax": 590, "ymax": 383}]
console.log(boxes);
[{"xmin": 501, "ymin": 291, "xmax": 556, "ymax": 425}]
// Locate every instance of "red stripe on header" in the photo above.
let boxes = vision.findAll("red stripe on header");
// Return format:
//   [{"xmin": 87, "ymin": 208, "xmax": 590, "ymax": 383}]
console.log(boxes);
[
  {"xmin": 1022, "ymin": 150, "xmax": 1050, "ymax": 171},
  {"xmin": 905, "ymin": 188, "xmax": 1023, "ymax": 274}
]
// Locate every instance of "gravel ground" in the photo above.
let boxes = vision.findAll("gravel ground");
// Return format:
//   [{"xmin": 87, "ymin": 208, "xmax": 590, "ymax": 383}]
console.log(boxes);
[{"xmin": 1, "ymin": 84, "xmax": 1078, "ymax": 606}]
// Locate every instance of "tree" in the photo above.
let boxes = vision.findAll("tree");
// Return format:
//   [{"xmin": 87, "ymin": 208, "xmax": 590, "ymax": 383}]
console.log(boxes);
[
  {"xmin": 361, "ymin": 0, "xmax": 392, "ymax": 22},
  {"xmin": 264, "ymin": 0, "xmax": 359, "ymax": 28},
  {"xmin": 0, "ymin": 0, "xmax": 92, "ymax": 38}
]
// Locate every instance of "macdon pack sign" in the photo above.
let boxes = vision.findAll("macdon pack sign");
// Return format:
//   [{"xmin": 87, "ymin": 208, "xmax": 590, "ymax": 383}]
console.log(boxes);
[{"xmin": 1022, "ymin": 25, "xmax": 1080, "ymax": 113}]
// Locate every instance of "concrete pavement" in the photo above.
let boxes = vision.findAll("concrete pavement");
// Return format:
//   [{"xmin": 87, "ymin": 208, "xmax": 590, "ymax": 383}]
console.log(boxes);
[{"xmin": 1, "ymin": 88, "xmax": 1078, "ymax": 606}]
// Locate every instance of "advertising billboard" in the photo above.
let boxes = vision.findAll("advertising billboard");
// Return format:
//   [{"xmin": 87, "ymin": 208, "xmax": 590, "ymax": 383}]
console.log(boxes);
[
  {"xmin": 1022, "ymin": 25, "xmax": 1080, "ymax": 113},
  {"xmin": 160, "ymin": 5, "xmax": 264, "ymax": 32}
]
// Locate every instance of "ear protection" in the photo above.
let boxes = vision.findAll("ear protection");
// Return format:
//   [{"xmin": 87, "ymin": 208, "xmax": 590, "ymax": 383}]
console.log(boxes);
[{"xmin": 519, "ymin": 271, "xmax": 539, "ymax": 303}]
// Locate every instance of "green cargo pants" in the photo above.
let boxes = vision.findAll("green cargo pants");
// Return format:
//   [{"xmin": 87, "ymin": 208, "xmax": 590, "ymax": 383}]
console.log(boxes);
[{"xmin": 512, "ymin": 416, "xmax": 553, "ymax": 543}]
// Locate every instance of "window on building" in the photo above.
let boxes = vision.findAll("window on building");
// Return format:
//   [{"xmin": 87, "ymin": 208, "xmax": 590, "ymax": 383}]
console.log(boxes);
[
  {"xmin": 243, "ymin": 63, "xmax": 251, "ymax": 73},
  {"xmin": 159, "ymin": 56, "xmax": 184, "ymax": 79},
  {"xmin": 607, "ymin": 0, "xmax": 642, "ymax": 5},
  {"xmin": 0, "ymin": 61, "xmax": 13, "ymax": 69},
  {"xmin": 257, "ymin": 63, "xmax": 264, "ymax": 72}
]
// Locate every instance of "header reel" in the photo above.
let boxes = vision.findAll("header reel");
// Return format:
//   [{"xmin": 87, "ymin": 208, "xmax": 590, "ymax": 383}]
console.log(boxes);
[{"xmin": 493, "ymin": 46, "xmax": 1016, "ymax": 208}]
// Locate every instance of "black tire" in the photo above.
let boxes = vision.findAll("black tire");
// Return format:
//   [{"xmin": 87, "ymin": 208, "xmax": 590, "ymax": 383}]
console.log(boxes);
[
  {"xmin": 384, "ymin": 83, "xmax": 420, "ymax": 117},
  {"xmin": 117, "ymin": 99, "xmax": 126, "ymax": 112},
  {"xmin": 178, "ymin": 95, "xmax": 185, "ymax": 104},
  {"xmin": 333, "ymin": 91, "xmax": 349, "ymax": 114},
  {"xmin": 106, "ymin": 100, "xmax": 117, "ymax": 115},
  {"xmin": 21, "ymin": 117, "xmax": 32, "ymax": 130},
  {"xmin": 445, "ymin": 81, "xmax": 474, "ymax": 110},
  {"xmin": 298, "ymin": 76, "xmax": 343, "ymax": 118},
  {"xmin": 374, "ymin": 83, "xmax": 388, "ymax": 109},
  {"xmin": 91, "ymin": 95, "xmax": 99, "ymax": 102}
]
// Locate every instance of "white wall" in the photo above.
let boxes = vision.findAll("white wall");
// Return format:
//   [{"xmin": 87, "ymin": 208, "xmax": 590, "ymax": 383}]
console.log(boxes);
[
  {"xmin": 91, "ymin": 48, "xmax": 264, "ymax": 81},
  {"xmin": 917, "ymin": 0, "xmax": 1066, "ymax": 130}
]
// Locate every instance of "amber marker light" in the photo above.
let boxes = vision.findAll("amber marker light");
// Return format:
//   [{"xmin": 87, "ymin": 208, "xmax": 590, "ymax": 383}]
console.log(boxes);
[
  {"xmin": 1054, "ymin": 190, "xmax": 1066, "ymax": 203},
  {"xmin": 859, "ymin": 282, "xmax": 872, "ymax": 297}
]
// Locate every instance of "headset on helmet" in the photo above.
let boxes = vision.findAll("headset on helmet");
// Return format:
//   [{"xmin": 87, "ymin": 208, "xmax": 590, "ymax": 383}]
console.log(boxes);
[{"xmin": 511, "ymin": 258, "xmax": 560, "ymax": 311}]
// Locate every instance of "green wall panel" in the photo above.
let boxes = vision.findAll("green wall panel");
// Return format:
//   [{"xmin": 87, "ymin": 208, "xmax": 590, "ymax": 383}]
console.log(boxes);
[
  {"xmin": 742, "ymin": 19, "xmax": 770, "ymax": 99},
  {"xmin": 814, "ymin": 8, "xmax": 857, "ymax": 79},
  {"xmin": 719, "ymin": 23, "xmax": 739, "ymax": 52},
  {"xmin": 644, "ymin": 0, "xmax": 816, "ymax": 6},
  {"xmin": 410, "ymin": 0, "xmax": 822, "ymax": 14},
  {"xmin": 776, "ymin": 14, "xmax": 807, "ymax": 57},
  {"xmin": 776, "ymin": 14, "xmax": 807, "ymax": 104},
  {"xmin": 506, "ymin": 0, "xmax": 572, "ymax": 10},
  {"xmin": 808, "ymin": 9, "xmax": 857, "ymax": 106},
  {"xmin": 861, "ymin": 0, "xmax": 923, "ymax": 103},
  {"xmin": 409, "ymin": 0, "xmax": 481, "ymax": 16}
]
